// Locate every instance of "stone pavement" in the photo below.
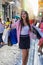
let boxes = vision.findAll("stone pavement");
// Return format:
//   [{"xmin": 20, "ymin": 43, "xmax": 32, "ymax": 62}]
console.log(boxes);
[
  {"xmin": 0, "ymin": 39, "xmax": 43, "ymax": 65},
  {"xmin": 0, "ymin": 44, "xmax": 20, "ymax": 65},
  {"xmin": 15, "ymin": 39, "xmax": 36, "ymax": 65},
  {"xmin": 34, "ymin": 39, "xmax": 43, "ymax": 65}
]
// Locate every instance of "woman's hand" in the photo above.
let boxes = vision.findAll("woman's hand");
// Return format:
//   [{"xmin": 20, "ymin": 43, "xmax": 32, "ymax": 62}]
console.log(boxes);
[{"xmin": 11, "ymin": 24, "xmax": 16, "ymax": 29}]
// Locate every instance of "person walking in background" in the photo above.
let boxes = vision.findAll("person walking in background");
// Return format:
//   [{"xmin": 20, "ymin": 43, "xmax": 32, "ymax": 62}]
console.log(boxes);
[
  {"xmin": 12, "ymin": 11, "xmax": 31, "ymax": 65},
  {"xmin": 39, "ymin": 17, "xmax": 43, "ymax": 32},
  {"xmin": 2, "ymin": 17, "xmax": 11, "ymax": 45},
  {"xmin": 0, "ymin": 18, "xmax": 4, "ymax": 47},
  {"xmin": 38, "ymin": 17, "xmax": 43, "ymax": 55},
  {"xmin": 5, "ymin": 17, "xmax": 10, "ymax": 29}
]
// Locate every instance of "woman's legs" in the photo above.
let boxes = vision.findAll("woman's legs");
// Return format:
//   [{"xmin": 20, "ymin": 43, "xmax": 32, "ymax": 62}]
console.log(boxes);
[{"xmin": 22, "ymin": 49, "xmax": 29, "ymax": 65}]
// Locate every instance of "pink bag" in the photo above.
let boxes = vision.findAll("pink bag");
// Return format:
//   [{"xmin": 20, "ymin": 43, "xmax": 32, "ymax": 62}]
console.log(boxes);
[
  {"xmin": 40, "ymin": 22, "xmax": 43, "ymax": 32},
  {"xmin": 38, "ymin": 38, "xmax": 43, "ymax": 46}
]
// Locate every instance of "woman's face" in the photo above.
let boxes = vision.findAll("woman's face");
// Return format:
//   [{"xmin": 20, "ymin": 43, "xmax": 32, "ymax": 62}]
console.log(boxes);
[{"xmin": 21, "ymin": 11, "xmax": 27, "ymax": 20}]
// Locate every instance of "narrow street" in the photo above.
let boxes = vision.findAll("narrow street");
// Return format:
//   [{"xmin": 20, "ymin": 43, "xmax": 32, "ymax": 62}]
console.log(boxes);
[{"xmin": 0, "ymin": 0, "xmax": 43, "ymax": 65}]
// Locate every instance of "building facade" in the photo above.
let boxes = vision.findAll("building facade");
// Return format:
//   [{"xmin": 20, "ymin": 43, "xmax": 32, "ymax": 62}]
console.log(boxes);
[
  {"xmin": 38, "ymin": 0, "xmax": 43, "ymax": 17},
  {"xmin": 2, "ymin": 0, "xmax": 23, "ymax": 20},
  {"xmin": 0, "ymin": 0, "xmax": 3, "ymax": 18}
]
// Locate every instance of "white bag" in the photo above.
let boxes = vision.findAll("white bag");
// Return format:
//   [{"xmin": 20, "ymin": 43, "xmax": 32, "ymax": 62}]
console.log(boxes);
[{"xmin": 2, "ymin": 29, "xmax": 9, "ymax": 44}]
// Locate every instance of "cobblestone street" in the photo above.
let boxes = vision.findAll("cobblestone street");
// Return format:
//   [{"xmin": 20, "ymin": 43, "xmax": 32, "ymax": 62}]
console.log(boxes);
[
  {"xmin": 0, "ymin": 44, "xmax": 20, "ymax": 65},
  {"xmin": 0, "ymin": 39, "xmax": 43, "ymax": 65},
  {"xmin": 0, "ymin": 0, "xmax": 43, "ymax": 65}
]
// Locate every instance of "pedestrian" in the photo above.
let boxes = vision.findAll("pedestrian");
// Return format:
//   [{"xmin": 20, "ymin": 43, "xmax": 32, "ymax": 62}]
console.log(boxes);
[
  {"xmin": 0, "ymin": 18, "xmax": 4, "ymax": 47},
  {"xmin": 12, "ymin": 11, "xmax": 31, "ymax": 65},
  {"xmin": 5, "ymin": 17, "xmax": 10, "ymax": 29},
  {"xmin": 39, "ymin": 17, "xmax": 43, "ymax": 32},
  {"xmin": 38, "ymin": 17, "xmax": 43, "ymax": 55},
  {"xmin": 38, "ymin": 38, "xmax": 43, "ymax": 55},
  {"xmin": 2, "ymin": 17, "xmax": 10, "ymax": 45}
]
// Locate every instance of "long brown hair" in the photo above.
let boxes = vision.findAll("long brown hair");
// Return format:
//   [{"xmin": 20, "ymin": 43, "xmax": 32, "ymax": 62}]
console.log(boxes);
[
  {"xmin": 20, "ymin": 11, "xmax": 31, "ymax": 30},
  {"xmin": 0, "ymin": 18, "xmax": 2, "ymax": 24}
]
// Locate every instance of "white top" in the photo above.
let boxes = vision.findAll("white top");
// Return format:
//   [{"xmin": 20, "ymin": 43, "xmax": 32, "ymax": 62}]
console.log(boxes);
[{"xmin": 21, "ymin": 25, "xmax": 29, "ymax": 35}]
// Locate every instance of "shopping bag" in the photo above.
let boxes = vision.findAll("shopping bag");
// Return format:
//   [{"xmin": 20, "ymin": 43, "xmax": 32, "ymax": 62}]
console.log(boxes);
[
  {"xmin": 2, "ymin": 29, "xmax": 9, "ymax": 44},
  {"xmin": 38, "ymin": 38, "xmax": 43, "ymax": 46},
  {"xmin": 9, "ymin": 28, "xmax": 17, "ymax": 44}
]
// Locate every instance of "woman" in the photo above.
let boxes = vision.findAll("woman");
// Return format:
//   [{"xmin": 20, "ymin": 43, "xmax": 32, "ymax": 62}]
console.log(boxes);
[
  {"xmin": 2, "ymin": 18, "xmax": 10, "ymax": 45},
  {"xmin": 39, "ymin": 17, "xmax": 43, "ymax": 32},
  {"xmin": 12, "ymin": 11, "xmax": 31, "ymax": 65},
  {"xmin": 0, "ymin": 18, "xmax": 4, "ymax": 46},
  {"xmin": 5, "ymin": 17, "xmax": 10, "ymax": 29},
  {"xmin": 38, "ymin": 17, "xmax": 43, "ymax": 55}
]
